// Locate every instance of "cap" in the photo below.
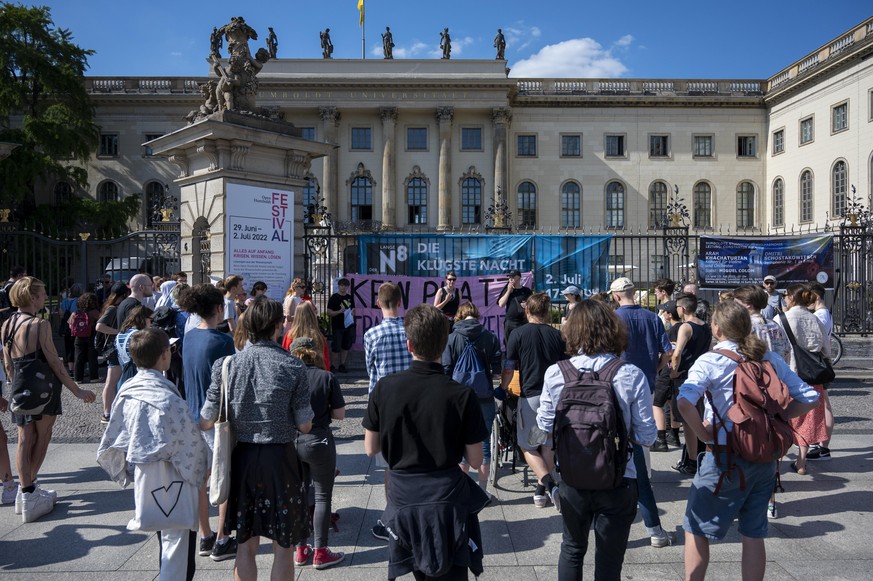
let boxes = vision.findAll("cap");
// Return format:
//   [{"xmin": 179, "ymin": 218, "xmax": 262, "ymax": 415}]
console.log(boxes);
[
  {"xmin": 289, "ymin": 336, "xmax": 315, "ymax": 352},
  {"xmin": 561, "ymin": 285, "xmax": 581, "ymax": 296},
  {"xmin": 657, "ymin": 300, "xmax": 678, "ymax": 319},
  {"xmin": 609, "ymin": 277, "xmax": 634, "ymax": 293},
  {"xmin": 763, "ymin": 275, "xmax": 777, "ymax": 283},
  {"xmin": 337, "ymin": 277, "xmax": 350, "ymax": 286},
  {"xmin": 110, "ymin": 282, "xmax": 128, "ymax": 295},
  {"xmin": 507, "ymin": 269, "xmax": 521, "ymax": 278}
]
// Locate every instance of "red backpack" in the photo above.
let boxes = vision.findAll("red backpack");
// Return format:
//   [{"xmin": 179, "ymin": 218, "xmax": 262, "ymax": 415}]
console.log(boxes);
[
  {"xmin": 705, "ymin": 349, "xmax": 794, "ymax": 492},
  {"xmin": 69, "ymin": 311, "xmax": 91, "ymax": 338}
]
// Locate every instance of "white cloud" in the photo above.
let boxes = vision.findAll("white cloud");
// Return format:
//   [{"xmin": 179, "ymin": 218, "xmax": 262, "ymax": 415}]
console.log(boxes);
[
  {"xmin": 503, "ymin": 24, "xmax": 542, "ymax": 52},
  {"xmin": 170, "ymin": 51, "xmax": 183, "ymax": 57},
  {"xmin": 371, "ymin": 40, "xmax": 432, "ymax": 59},
  {"xmin": 509, "ymin": 37, "xmax": 630, "ymax": 78}
]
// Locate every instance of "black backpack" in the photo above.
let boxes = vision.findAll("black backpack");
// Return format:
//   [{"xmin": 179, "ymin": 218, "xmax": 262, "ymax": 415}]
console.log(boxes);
[
  {"xmin": 552, "ymin": 358, "xmax": 629, "ymax": 490},
  {"xmin": 2, "ymin": 313, "xmax": 55, "ymax": 416},
  {"xmin": 151, "ymin": 306, "xmax": 179, "ymax": 338},
  {"xmin": 0, "ymin": 281, "xmax": 15, "ymax": 326}
]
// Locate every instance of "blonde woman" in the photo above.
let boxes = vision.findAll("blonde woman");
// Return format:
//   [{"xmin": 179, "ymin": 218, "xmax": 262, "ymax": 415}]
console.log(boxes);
[
  {"xmin": 283, "ymin": 277, "xmax": 309, "ymax": 330},
  {"xmin": 1, "ymin": 277, "xmax": 96, "ymax": 522},
  {"xmin": 283, "ymin": 301, "xmax": 329, "ymax": 370}
]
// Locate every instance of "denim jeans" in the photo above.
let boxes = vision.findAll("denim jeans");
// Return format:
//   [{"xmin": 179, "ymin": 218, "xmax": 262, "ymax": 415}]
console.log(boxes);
[
  {"xmin": 632, "ymin": 443, "xmax": 661, "ymax": 529},
  {"xmin": 557, "ymin": 478, "xmax": 638, "ymax": 581}
]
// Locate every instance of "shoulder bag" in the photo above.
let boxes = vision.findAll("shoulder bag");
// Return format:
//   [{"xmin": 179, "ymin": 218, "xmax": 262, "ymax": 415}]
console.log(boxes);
[
  {"xmin": 4, "ymin": 313, "xmax": 54, "ymax": 416},
  {"xmin": 777, "ymin": 312, "xmax": 835, "ymax": 385},
  {"xmin": 209, "ymin": 356, "xmax": 235, "ymax": 506},
  {"xmin": 128, "ymin": 460, "xmax": 198, "ymax": 532}
]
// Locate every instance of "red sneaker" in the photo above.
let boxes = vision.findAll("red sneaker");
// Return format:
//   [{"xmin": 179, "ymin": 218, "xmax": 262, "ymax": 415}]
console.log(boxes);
[
  {"xmin": 294, "ymin": 544, "xmax": 312, "ymax": 566},
  {"xmin": 313, "ymin": 547, "xmax": 345, "ymax": 570}
]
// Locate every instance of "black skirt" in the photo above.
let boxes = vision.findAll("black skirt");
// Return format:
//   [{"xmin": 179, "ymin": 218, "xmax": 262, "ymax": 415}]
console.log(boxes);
[{"xmin": 224, "ymin": 441, "xmax": 310, "ymax": 548}]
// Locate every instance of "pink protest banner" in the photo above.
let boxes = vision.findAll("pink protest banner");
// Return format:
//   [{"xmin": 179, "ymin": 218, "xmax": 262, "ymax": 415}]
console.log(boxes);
[{"xmin": 345, "ymin": 272, "xmax": 534, "ymax": 349}]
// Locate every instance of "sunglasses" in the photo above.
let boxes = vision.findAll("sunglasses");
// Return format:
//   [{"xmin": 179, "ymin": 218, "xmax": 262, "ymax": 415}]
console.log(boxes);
[
  {"xmin": 764, "ymin": 281, "xmax": 776, "ymax": 285},
  {"xmin": 447, "ymin": 278, "xmax": 456, "ymax": 282}
]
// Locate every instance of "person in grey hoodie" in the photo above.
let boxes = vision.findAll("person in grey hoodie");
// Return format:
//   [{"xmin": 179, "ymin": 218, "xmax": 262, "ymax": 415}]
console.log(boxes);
[{"xmin": 442, "ymin": 301, "xmax": 502, "ymax": 495}]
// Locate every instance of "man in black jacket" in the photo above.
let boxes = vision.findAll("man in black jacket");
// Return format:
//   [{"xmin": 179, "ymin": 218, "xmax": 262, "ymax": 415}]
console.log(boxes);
[{"xmin": 364, "ymin": 304, "xmax": 489, "ymax": 580}]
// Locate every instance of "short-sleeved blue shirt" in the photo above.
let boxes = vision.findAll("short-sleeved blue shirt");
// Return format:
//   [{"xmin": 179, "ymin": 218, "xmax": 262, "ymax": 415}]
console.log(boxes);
[
  {"xmin": 182, "ymin": 327, "xmax": 235, "ymax": 421},
  {"xmin": 615, "ymin": 305, "xmax": 672, "ymax": 392}
]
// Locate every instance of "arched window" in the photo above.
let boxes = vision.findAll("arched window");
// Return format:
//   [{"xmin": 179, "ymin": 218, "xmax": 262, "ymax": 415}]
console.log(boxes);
[
  {"xmin": 736, "ymin": 181, "xmax": 755, "ymax": 229},
  {"xmin": 800, "ymin": 171, "xmax": 813, "ymax": 223},
  {"xmin": 517, "ymin": 181, "xmax": 537, "ymax": 229},
  {"xmin": 302, "ymin": 176, "xmax": 318, "ymax": 223},
  {"xmin": 648, "ymin": 181, "xmax": 668, "ymax": 229},
  {"xmin": 832, "ymin": 160, "xmax": 847, "ymax": 218},
  {"xmin": 461, "ymin": 177, "xmax": 482, "ymax": 224},
  {"xmin": 693, "ymin": 182, "xmax": 712, "ymax": 229},
  {"xmin": 54, "ymin": 181, "xmax": 73, "ymax": 206},
  {"xmin": 350, "ymin": 176, "xmax": 373, "ymax": 221},
  {"xmin": 606, "ymin": 181, "xmax": 624, "ymax": 229},
  {"xmin": 407, "ymin": 177, "xmax": 428, "ymax": 224},
  {"xmin": 772, "ymin": 178, "xmax": 784, "ymax": 227},
  {"xmin": 561, "ymin": 182, "xmax": 580, "ymax": 228},
  {"xmin": 97, "ymin": 181, "xmax": 119, "ymax": 203}
]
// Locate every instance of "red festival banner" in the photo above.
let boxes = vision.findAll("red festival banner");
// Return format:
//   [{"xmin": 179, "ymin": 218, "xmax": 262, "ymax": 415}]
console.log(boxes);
[{"xmin": 344, "ymin": 272, "xmax": 534, "ymax": 349}]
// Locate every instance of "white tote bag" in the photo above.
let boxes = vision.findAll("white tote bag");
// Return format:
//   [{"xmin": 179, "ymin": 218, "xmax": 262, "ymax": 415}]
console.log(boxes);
[
  {"xmin": 128, "ymin": 460, "xmax": 198, "ymax": 532},
  {"xmin": 209, "ymin": 356, "xmax": 235, "ymax": 506}
]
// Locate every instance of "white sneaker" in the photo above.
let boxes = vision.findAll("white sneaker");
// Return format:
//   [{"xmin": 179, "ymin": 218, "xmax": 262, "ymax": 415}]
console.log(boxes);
[
  {"xmin": 1, "ymin": 482, "xmax": 18, "ymax": 505},
  {"xmin": 21, "ymin": 490, "xmax": 54, "ymax": 523},
  {"xmin": 34, "ymin": 483, "xmax": 57, "ymax": 504},
  {"xmin": 14, "ymin": 487, "xmax": 23, "ymax": 515},
  {"xmin": 650, "ymin": 530, "xmax": 675, "ymax": 548}
]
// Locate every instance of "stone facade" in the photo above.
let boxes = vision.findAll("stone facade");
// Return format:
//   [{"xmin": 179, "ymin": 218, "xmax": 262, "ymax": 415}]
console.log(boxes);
[{"xmin": 37, "ymin": 17, "xmax": 873, "ymax": 234}]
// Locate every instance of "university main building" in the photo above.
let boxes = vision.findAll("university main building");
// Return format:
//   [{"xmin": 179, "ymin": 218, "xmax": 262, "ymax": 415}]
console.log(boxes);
[{"xmin": 46, "ymin": 17, "xmax": 873, "ymax": 241}]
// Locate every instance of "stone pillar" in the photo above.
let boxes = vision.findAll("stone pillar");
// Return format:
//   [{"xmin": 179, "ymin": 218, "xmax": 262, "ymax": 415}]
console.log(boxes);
[
  {"xmin": 436, "ymin": 106, "xmax": 454, "ymax": 230},
  {"xmin": 319, "ymin": 106, "xmax": 340, "ymax": 219},
  {"xmin": 492, "ymin": 107, "xmax": 512, "ymax": 216},
  {"xmin": 380, "ymin": 107, "xmax": 398, "ymax": 229}
]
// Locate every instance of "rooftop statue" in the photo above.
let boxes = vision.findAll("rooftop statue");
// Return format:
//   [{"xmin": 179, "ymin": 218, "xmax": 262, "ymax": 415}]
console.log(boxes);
[
  {"xmin": 320, "ymin": 28, "xmax": 333, "ymax": 59},
  {"xmin": 267, "ymin": 27, "xmax": 278, "ymax": 59},
  {"xmin": 440, "ymin": 28, "xmax": 451, "ymax": 59},
  {"xmin": 494, "ymin": 29, "xmax": 506, "ymax": 60},
  {"xmin": 382, "ymin": 27, "xmax": 394, "ymax": 59}
]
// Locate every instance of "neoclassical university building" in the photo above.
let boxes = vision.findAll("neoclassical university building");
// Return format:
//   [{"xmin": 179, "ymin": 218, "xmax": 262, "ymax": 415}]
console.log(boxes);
[{"xmin": 45, "ymin": 17, "xmax": 873, "ymax": 234}]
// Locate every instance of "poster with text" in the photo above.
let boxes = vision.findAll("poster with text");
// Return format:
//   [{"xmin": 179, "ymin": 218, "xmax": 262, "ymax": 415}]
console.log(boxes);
[
  {"xmin": 698, "ymin": 234, "xmax": 834, "ymax": 289},
  {"xmin": 225, "ymin": 183, "xmax": 294, "ymax": 301}
]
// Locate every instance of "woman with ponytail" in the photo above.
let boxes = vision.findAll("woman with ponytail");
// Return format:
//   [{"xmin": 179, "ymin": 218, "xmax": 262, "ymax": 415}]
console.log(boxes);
[
  {"xmin": 779, "ymin": 283, "xmax": 830, "ymax": 475},
  {"xmin": 676, "ymin": 301, "xmax": 819, "ymax": 581}
]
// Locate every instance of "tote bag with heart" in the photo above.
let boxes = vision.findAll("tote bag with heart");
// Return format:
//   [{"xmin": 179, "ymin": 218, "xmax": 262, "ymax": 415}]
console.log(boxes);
[
  {"xmin": 128, "ymin": 460, "xmax": 198, "ymax": 532},
  {"xmin": 209, "ymin": 356, "xmax": 235, "ymax": 506}
]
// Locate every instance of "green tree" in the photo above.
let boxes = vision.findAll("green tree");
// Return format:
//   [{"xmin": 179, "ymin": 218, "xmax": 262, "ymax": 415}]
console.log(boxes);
[{"xmin": 0, "ymin": 3, "xmax": 98, "ymax": 205}]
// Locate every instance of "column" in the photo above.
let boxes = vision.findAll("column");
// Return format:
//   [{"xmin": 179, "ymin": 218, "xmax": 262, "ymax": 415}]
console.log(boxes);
[
  {"xmin": 436, "ymin": 106, "xmax": 454, "ymax": 230},
  {"xmin": 380, "ymin": 107, "xmax": 398, "ymax": 229},
  {"xmin": 492, "ymin": 107, "xmax": 512, "ymax": 219},
  {"xmin": 319, "ymin": 106, "xmax": 340, "ymax": 219}
]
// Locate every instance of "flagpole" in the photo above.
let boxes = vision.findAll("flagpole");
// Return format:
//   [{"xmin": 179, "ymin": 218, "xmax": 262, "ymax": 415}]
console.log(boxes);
[{"xmin": 360, "ymin": 0, "xmax": 365, "ymax": 59}]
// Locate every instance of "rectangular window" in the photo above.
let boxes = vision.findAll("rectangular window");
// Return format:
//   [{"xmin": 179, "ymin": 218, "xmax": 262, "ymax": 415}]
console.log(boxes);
[
  {"xmin": 692, "ymin": 135, "xmax": 713, "ymax": 158},
  {"xmin": 351, "ymin": 127, "xmax": 372, "ymax": 150},
  {"xmin": 772, "ymin": 129, "xmax": 784, "ymax": 155},
  {"xmin": 100, "ymin": 134, "xmax": 119, "ymax": 157},
  {"xmin": 649, "ymin": 135, "xmax": 669, "ymax": 158},
  {"xmin": 142, "ymin": 133, "xmax": 163, "ymax": 157},
  {"xmin": 461, "ymin": 127, "xmax": 482, "ymax": 151},
  {"xmin": 737, "ymin": 135, "xmax": 757, "ymax": 157},
  {"xmin": 605, "ymin": 134, "xmax": 625, "ymax": 158},
  {"xmin": 561, "ymin": 134, "xmax": 581, "ymax": 157},
  {"xmin": 517, "ymin": 134, "xmax": 537, "ymax": 157},
  {"xmin": 832, "ymin": 102, "xmax": 848, "ymax": 133},
  {"xmin": 300, "ymin": 127, "xmax": 316, "ymax": 141},
  {"xmin": 800, "ymin": 116, "xmax": 814, "ymax": 145},
  {"xmin": 406, "ymin": 127, "xmax": 428, "ymax": 151}
]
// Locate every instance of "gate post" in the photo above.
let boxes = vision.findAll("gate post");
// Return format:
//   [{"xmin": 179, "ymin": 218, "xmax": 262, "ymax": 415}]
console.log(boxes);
[
  {"xmin": 79, "ymin": 232, "xmax": 90, "ymax": 289},
  {"xmin": 662, "ymin": 186, "xmax": 691, "ymax": 285}
]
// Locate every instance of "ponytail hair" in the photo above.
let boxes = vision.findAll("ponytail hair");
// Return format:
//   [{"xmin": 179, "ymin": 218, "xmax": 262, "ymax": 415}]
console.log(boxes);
[
  {"xmin": 785, "ymin": 283, "xmax": 815, "ymax": 307},
  {"xmin": 711, "ymin": 301, "xmax": 767, "ymax": 361}
]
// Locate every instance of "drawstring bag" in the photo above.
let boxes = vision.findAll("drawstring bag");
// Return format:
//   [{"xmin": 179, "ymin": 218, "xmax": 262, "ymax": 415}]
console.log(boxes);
[{"xmin": 3, "ymin": 314, "xmax": 54, "ymax": 416}]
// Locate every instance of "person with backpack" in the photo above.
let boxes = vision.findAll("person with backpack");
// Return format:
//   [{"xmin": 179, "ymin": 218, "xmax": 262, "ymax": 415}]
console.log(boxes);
[
  {"xmin": 677, "ymin": 301, "xmax": 819, "ymax": 581},
  {"xmin": 95, "ymin": 282, "xmax": 132, "ymax": 424},
  {"xmin": 71, "ymin": 293, "xmax": 101, "ymax": 382},
  {"xmin": 1, "ymin": 277, "xmax": 96, "ymax": 523},
  {"xmin": 58, "ymin": 282, "xmax": 82, "ymax": 375},
  {"xmin": 536, "ymin": 299, "xmax": 656, "ymax": 581},
  {"xmin": 0, "ymin": 265, "xmax": 26, "ymax": 327},
  {"xmin": 442, "ymin": 301, "xmax": 502, "ymax": 498}
]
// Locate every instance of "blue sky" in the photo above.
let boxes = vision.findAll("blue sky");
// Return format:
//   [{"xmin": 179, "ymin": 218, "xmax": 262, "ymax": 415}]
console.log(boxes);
[{"xmin": 27, "ymin": 1, "xmax": 873, "ymax": 79}]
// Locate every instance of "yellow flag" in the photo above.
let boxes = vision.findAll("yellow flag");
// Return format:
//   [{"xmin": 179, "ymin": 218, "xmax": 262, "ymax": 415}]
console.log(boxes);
[{"xmin": 358, "ymin": 0, "xmax": 364, "ymax": 26}]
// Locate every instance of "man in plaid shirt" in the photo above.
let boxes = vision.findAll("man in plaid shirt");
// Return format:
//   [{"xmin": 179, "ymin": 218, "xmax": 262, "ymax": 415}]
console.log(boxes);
[
  {"xmin": 363, "ymin": 282, "xmax": 412, "ymax": 541},
  {"xmin": 364, "ymin": 282, "xmax": 411, "ymax": 394}
]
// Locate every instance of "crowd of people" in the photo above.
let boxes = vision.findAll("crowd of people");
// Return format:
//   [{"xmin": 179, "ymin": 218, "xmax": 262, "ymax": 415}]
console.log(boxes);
[{"xmin": 0, "ymin": 264, "xmax": 837, "ymax": 581}]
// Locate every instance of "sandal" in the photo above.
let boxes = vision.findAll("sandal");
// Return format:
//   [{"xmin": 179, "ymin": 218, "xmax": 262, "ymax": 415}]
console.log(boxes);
[{"xmin": 790, "ymin": 461, "xmax": 808, "ymax": 476}]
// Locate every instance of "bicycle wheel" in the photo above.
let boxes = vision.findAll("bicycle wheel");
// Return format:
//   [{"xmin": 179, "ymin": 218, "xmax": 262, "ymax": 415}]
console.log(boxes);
[
  {"xmin": 829, "ymin": 334, "xmax": 842, "ymax": 365},
  {"xmin": 490, "ymin": 413, "xmax": 501, "ymax": 486}
]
